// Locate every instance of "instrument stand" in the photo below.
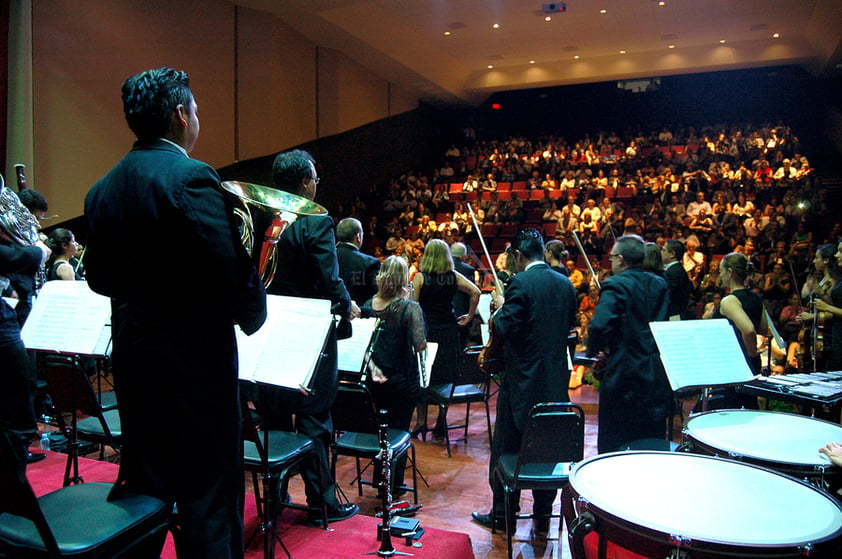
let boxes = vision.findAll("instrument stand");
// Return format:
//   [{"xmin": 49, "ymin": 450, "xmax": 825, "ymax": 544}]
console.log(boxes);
[
  {"xmin": 62, "ymin": 355, "xmax": 85, "ymax": 486},
  {"xmin": 365, "ymin": 409, "xmax": 413, "ymax": 558}
]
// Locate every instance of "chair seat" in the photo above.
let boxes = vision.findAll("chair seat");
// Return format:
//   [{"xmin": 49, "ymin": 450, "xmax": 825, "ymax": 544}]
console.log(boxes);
[
  {"xmin": 334, "ymin": 428, "xmax": 411, "ymax": 457},
  {"xmin": 0, "ymin": 482, "xmax": 168, "ymax": 557},
  {"xmin": 243, "ymin": 431, "xmax": 314, "ymax": 468},
  {"xmin": 427, "ymin": 383, "xmax": 485, "ymax": 403},
  {"xmin": 497, "ymin": 454, "xmax": 572, "ymax": 487},
  {"xmin": 77, "ymin": 409, "xmax": 122, "ymax": 439},
  {"xmin": 97, "ymin": 391, "xmax": 118, "ymax": 412}
]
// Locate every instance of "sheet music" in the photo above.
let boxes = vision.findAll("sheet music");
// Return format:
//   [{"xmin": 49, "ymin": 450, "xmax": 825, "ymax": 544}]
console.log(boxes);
[
  {"xmin": 477, "ymin": 293, "xmax": 492, "ymax": 324},
  {"xmin": 650, "ymin": 319, "xmax": 755, "ymax": 391},
  {"xmin": 21, "ymin": 281, "xmax": 112, "ymax": 356},
  {"xmin": 420, "ymin": 341, "xmax": 439, "ymax": 388},
  {"xmin": 337, "ymin": 317, "xmax": 378, "ymax": 373},
  {"xmin": 236, "ymin": 295, "xmax": 332, "ymax": 390}
]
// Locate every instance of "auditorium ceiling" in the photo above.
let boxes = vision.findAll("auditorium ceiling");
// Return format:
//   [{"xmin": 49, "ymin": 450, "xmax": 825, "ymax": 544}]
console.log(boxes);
[{"xmin": 233, "ymin": 0, "xmax": 842, "ymax": 106}]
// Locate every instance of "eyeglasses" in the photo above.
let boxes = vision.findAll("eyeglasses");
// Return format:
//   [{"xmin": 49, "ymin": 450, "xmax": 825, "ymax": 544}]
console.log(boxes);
[{"xmin": 608, "ymin": 253, "xmax": 621, "ymax": 260}]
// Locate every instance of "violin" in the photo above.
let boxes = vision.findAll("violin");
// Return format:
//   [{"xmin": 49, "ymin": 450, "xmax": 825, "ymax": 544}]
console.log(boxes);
[{"xmin": 468, "ymin": 203, "xmax": 506, "ymax": 376}]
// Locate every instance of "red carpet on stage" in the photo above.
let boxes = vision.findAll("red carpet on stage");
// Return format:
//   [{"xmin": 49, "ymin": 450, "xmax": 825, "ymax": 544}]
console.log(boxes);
[{"xmin": 25, "ymin": 450, "xmax": 474, "ymax": 559}]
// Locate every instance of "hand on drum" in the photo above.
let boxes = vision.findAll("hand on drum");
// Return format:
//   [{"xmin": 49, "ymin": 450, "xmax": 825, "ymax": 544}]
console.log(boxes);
[{"xmin": 819, "ymin": 442, "xmax": 842, "ymax": 468}]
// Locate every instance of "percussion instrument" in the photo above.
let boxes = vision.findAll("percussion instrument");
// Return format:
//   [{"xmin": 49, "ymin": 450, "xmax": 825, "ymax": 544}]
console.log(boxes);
[
  {"xmin": 683, "ymin": 409, "xmax": 842, "ymax": 489},
  {"xmin": 566, "ymin": 451, "xmax": 842, "ymax": 558}
]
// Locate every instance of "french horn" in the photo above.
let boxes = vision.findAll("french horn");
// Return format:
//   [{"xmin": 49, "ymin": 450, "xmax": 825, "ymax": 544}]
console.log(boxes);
[{"xmin": 220, "ymin": 180, "xmax": 327, "ymax": 287}]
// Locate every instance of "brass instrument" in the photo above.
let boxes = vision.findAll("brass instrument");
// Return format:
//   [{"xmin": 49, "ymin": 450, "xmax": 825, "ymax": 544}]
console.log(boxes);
[
  {"xmin": 220, "ymin": 180, "xmax": 327, "ymax": 287},
  {"xmin": 0, "ymin": 172, "xmax": 41, "ymax": 247}
]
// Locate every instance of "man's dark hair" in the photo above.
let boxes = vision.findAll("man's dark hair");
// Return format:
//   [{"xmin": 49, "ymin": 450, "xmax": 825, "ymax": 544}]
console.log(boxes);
[
  {"xmin": 665, "ymin": 239, "xmax": 685, "ymax": 261},
  {"xmin": 510, "ymin": 228, "xmax": 544, "ymax": 261},
  {"xmin": 272, "ymin": 149, "xmax": 315, "ymax": 194},
  {"xmin": 122, "ymin": 67, "xmax": 192, "ymax": 142},
  {"xmin": 18, "ymin": 189, "xmax": 48, "ymax": 214},
  {"xmin": 336, "ymin": 217, "xmax": 362, "ymax": 243},
  {"xmin": 614, "ymin": 234, "xmax": 645, "ymax": 267}
]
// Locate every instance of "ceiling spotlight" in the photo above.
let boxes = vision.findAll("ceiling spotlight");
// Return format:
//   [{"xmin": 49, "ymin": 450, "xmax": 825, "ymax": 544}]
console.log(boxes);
[
  {"xmin": 620, "ymin": 50, "xmax": 626, "ymax": 54},
  {"xmin": 488, "ymin": 65, "xmax": 494, "ymax": 69},
  {"xmin": 600, "ymin": 9, "xmax": 607, "ymax": 15},
  {"xmin": 493, "ymin": 23, "xmax": 500, "ymax": 29},
  {"xmin": 659, "ymin": 1, "xmax": 665, "ymax": 5},
  {"xmin": 545, "ymin": 16, "xmax": 552, "ymax": 22},
  {"xmin": 772, "ymin": 32, "xmax": 780, "ymax": 38},
  {"xmin": 668, "ymin": 45, "xmax": 675, "ymax": 49},
  {"xmin": 574, "ymin": 55, "xmax": 580, "ymax": 59},
  {"xmin": 530, "ymin": 60, "xmax": 536, "ymax": 64},
  {"xmin": 719, "ymin": 39, "xmax": 726, "ymax": 44},
  {"xmin": 444, "ymin": 31, "xmax": 451, "ymax": 36}
]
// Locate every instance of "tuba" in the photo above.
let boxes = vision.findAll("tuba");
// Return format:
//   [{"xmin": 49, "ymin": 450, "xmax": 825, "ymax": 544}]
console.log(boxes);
[
  {"xmin": 0, "ymin": 169, "xmax": 47, "ymax": 291},
  {"xmin": 220, "ymin": 180, "xmax": 327, "ymax": 287}
]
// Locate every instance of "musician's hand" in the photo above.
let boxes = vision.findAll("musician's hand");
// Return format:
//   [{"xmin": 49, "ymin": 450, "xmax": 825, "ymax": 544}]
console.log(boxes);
[
  {"xmin": 491, "ymin": 294, "xmax": 504, "ymax": 312},
  {"xmin": 819, "ymin": 442, "xmax": 842, "ymax": 468},
  {"xmin": 35, "ymin": 240, "xmax": 51, "ymax": 264},
  {"xmin": 349, "ymin": 301, "xmax": 362, "ymax": 320},
  {"xmin": 800, "ymin": 312, "xmax": 813, "ymax": 322},
  {"xmin": 814, "ymin": 299, "xmax": 829, "ymax": 312},
  {"xmin": 368, "ymin": 362, "xmax": 388, "ymax": 383},
  {"xmin": 456, "ymin": 313, "xmax": 472, "ymax": 327}
]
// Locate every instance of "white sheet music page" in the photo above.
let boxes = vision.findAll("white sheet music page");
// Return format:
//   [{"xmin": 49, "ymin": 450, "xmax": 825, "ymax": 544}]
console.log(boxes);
[
  {"xmin": 236, "ymin": 295, "xmax": 332, "ymax": 390},
  {"xmin": 21, "ymin": 281, "xmax": 111, "ymax": 356},
  {"xmin": 649, "ymin": 318, "xmax": 755, "ymax": 391},
  {"xmin": 337, "ymin": 317, "xmax": 378, "ymax": 373}
]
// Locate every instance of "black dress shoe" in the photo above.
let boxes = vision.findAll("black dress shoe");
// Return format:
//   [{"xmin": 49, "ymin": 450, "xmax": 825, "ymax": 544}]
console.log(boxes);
[
  {"xmin": 309, "ymin": 503, "xmax": 359, "ymax": 526},
  {"xmin": 471, "ymin": 511, "xmax": 504, "ymax": 531},
  {"xmin": 26, "ymin": 451, "xmax": 47, "ymax": 464}
]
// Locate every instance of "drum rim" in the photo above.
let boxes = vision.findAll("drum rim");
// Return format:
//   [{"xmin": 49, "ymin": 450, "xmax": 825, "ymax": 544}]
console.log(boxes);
[
  {"xmin": 569, "ymin": 451, "xmax": 842, "ymax": 549},
  {"xmin": 684, "ymin": 409, "xmax": 842, "ymax": 468}
]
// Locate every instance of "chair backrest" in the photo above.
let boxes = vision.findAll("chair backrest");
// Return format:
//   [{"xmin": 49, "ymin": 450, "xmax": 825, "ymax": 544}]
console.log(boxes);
[
  {"xmin": 331, "ymin": 381, "xmax": 380, "ymax": 435},
  {"xmin": 517, "ymin": 402, "xmax": 585, "ymax": 470},
  {"xmin": 0, "ymin": 429, "xmax": 62, "ymax": 555},
  {"xmin": 457, "ymin": 347, "xmax": 492, "ymax": 387},
  {"xmin": 40, "ymin": 354, "xmax": 112, "ymax": 440}
]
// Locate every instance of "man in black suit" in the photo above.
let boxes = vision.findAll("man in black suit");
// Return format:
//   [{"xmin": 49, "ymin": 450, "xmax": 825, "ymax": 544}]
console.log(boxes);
[
  {"xmin": 587, "ymin": 234, "xmax": 671, "ymax": 453},
  {"xmin": 472, "ymin": 228, "xmax": 577, "ymax": 535},
  {"xmin": 662, "ymin": 239, "xmax": 694, "ymax": 320},
  {"xmin": 85, "ymin": 68, "xmax": 267, "ymax": 559},
  {"xmin": 263, "ymin": 149, "xmax": 360, "ymax": 524},
  {"xmin": 336, "ymin": 217, "xmax": 380, "ymax": 306}
]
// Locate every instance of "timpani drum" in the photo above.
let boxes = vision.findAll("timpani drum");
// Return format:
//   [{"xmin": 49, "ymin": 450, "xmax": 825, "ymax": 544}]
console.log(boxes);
[
  {"xmin": 565, "ymin": 452, "xmax": 842, "ymax": 558},
  {"xmin": 683, "ymin": 409, "xmax": 842, "ymax": 489}
]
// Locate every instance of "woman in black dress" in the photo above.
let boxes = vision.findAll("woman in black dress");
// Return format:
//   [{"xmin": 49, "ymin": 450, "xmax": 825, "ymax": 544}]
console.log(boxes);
[
  {"xmin": 366, "ymin": 256, "xmax": 426, "ymax": 492},
  {"xmin": 814, "ymin": 240, "xmax": 842, "ymax": 371},
  {"xmin": 411, "ymin": 239, "xmax": 480, "ymax": 434}
]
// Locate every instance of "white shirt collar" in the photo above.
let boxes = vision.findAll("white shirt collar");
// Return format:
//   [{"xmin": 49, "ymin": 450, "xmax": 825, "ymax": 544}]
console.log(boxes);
[{"xmin": 159, "ymin": 137, "xmax": 188, "ymax": 157}]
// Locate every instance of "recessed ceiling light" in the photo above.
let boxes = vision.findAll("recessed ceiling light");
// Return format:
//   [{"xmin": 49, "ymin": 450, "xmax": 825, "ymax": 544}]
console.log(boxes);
[
  {"xmin": 530, "ymin": 60, "xmax": 536, "ymax": 64},
  {"xmin": 600, "ymin": 9, "xmax": 607, "ymax": 15},
  {"xmin": 492, "ymin": 23, "xmax": 500, "ymax": 29},
  {"xmin": 772, "ymin": 32, "xmax": 780, "ymax": 38},
  {"xmin": 668, "ymin": 45, "xmax": 675, "ymax": 49},
  {"xmin": 487, "ymin": 65, "xmax": 494, "ymax": 69},
  {"xmin": 545, "ymin": 16, "xmax": 552, "ymax": 22},
  {"xmin": 719, "ymin": 39, "xmax": 726, "ymax": 44},
  {"xmin": 620, "ymin": 50, "xmax": 626, "ymax": 54},
  {"xmin": 659, "ymin": 1, "xmax": 665, "ymax": 5},
  {"xmin": 444, "ymin": 31, "xmax": 451, "ymax": 36},
  {"xmin": 574, "ymin": 55, "xmax": 580, "ymax": 60}
]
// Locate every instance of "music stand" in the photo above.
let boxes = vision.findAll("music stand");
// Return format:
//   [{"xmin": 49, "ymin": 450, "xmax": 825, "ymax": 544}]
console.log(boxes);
[
  {"xmin": 20, "ymin": 281, "xmax": 113, "ymax": 484},
  {"xmin": 237, "ymin": 294, "xmax": 334, "ymax": 559},
  {"xmin": 650, "ymin": 319, "xmax": 756, "ymax": 414}
]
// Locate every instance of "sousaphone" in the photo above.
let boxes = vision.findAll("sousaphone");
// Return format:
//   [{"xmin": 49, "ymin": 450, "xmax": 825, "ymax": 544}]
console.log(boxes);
[{"xmin": 221, "ymin": 180, "xmax": 327, "ymax": 287}]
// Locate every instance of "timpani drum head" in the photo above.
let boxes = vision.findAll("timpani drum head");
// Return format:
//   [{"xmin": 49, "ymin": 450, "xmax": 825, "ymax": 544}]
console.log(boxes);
[
  {"xmin": 569, "ymin": 452, "xmax": 842, "ymax": 550},
  {"xmin": 684, "ymin": 409, "xmax": 842, "ymax": 469}
]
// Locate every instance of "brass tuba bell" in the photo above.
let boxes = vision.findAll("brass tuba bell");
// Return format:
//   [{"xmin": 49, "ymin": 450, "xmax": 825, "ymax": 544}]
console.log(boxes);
[{"xmin": 220, "ymin": 180, "xmax": 327, "ymax": 287}]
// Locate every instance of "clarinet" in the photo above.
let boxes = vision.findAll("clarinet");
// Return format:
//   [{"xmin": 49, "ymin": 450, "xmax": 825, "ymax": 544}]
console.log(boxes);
[{"xmin": 375, "ymin": 408, "xmax": 396, "ymax": 556}]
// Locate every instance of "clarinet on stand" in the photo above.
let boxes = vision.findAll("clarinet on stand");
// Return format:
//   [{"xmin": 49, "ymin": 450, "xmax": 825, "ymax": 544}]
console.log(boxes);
[{"xmin": 368, "ymin": 409, "xmax": 412, "ymax": 557}]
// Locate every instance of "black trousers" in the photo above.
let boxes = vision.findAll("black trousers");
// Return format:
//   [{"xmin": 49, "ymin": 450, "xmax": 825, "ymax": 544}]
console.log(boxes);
[
  {"xmin": 0, "ymin": 339, "xmax": 37, "ymax": 458},
  {"xmin": 488, "ymin": 385, "xmax": 556, "ymax": 520}
]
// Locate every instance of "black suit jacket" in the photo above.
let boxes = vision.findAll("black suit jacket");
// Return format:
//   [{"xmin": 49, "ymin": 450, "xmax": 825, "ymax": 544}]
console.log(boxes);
[
  {"xmin": 493, "ymin": 262, "xmax": 577, "ymax": 430},
  {"xmin": 336, "ymin": 241, "xmax": 380, "ymax": 305},
  {"xmin": 84, "ymin": 139, "xmax": 267, "ymax": 499},
  {"xmin": 664, "ymin": 261, "xmax": 693, "ymax": 318},
  {"xmin": 452, "ymin": 259, "xmax": 477, "ymax": 317},
  {"xmin": 267, "ymin": 214, "xmax": 352, "ymax": 414}
]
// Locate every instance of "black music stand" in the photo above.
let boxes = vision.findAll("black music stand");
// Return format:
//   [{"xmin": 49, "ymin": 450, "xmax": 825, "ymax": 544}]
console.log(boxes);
[
  {"xmin": 20, "ymin": 281, "xmax": 113, "ymax": 484},
  {"xmin": 237, "ymin": 294, "xmax": 335, "ymax": 559}
]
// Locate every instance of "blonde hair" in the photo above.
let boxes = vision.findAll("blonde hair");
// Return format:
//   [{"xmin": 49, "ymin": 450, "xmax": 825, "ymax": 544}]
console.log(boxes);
[
  {"xmin": 376, "ymin": 256, "xmax": 409, "ymax": 299},
  {"xmin": 419, "ymin": 238, "xmax": 454, "ymax": 274}
]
